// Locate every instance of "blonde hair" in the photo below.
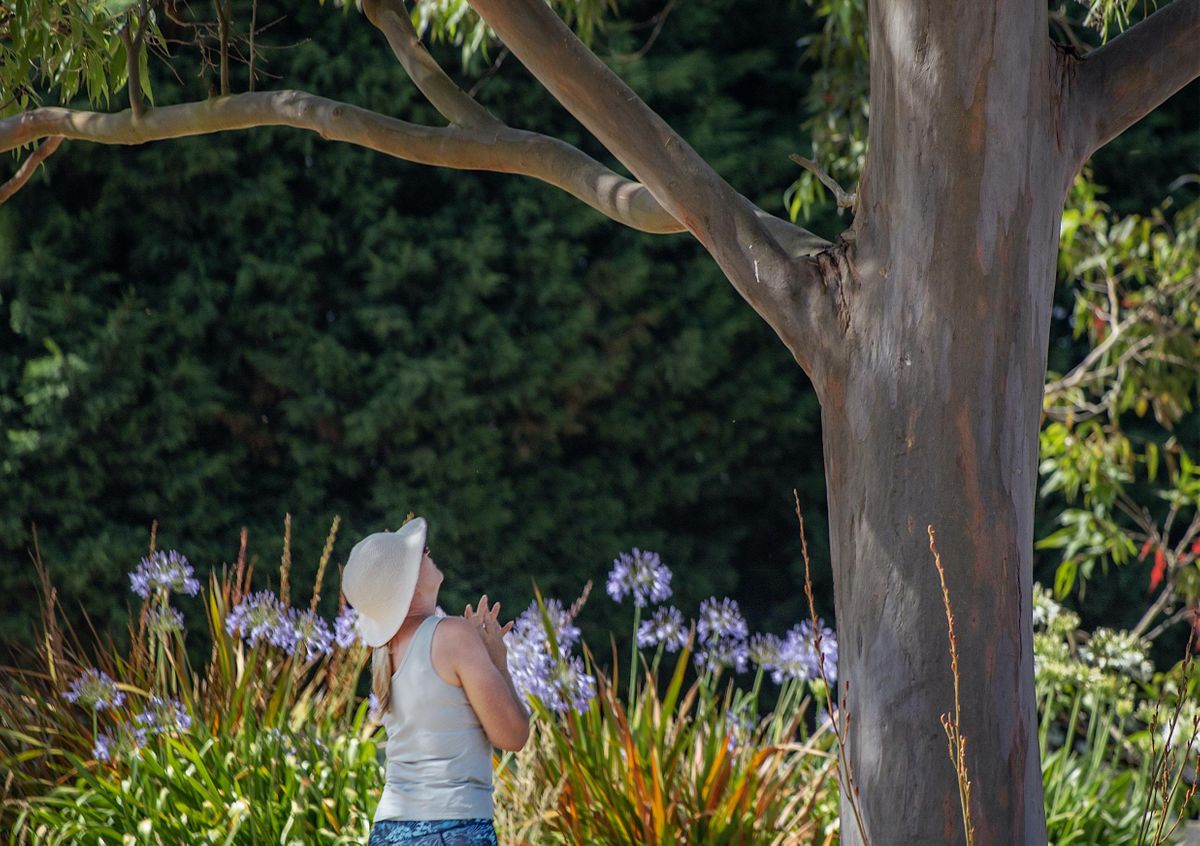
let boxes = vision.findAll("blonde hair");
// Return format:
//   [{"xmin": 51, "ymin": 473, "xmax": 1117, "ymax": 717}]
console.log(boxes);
[{"xmin": 371, "ymin": 645, "xmax": 393, "ymax": 715}]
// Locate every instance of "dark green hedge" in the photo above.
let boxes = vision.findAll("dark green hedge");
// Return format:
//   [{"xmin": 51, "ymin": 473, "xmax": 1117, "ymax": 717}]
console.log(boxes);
[{"xmin": 0, "ymin": 0, "xmax": 835, "ymax": 648}]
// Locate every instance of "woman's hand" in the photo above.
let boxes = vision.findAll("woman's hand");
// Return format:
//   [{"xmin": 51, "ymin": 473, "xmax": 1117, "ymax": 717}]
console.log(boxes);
[{"xmin": 464, "ymin": 594, "xmax": 513, "ymax": 667}]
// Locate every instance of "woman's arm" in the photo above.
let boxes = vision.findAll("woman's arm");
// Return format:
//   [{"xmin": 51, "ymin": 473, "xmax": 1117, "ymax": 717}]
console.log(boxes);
[{"xmin": 439, "ymin": 614, "xmax": 530, "ymax": 751}]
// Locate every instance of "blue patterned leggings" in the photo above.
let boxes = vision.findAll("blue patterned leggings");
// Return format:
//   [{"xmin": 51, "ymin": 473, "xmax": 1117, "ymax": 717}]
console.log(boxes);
[{"xmin": 368, "ymin": 818, "xmax": 498, "ymax": 846}]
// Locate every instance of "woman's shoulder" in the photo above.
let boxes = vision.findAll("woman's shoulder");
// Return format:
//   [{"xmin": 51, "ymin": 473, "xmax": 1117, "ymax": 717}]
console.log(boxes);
[
  {"xmin": 429, "ymin": 615, "xmax": 488, "ymax": 683},
  {"xmin": 432, "ymin": 615, "xmax": 482, "ymax": 651}
]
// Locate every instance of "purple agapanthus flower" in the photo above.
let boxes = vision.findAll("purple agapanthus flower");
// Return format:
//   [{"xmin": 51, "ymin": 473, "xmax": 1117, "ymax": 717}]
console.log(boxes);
[
  {"xmin": 697, "ymin": 597, "xmax": 748, "ymax": 644},
  {"xmin": 801, "ymin": 619, "xmax": 839, "ymax": 685},
  {"xmin": 334, "ymin": 607, "xmax": 360, "ymax": 649},
  {"xmin": 505, "ymin": 598, "xmax": 594, "ymax": 713},
  {"xmin": 749, "ymin": 632, "xmax": 783, "ymax": 671},
  {"xmin": 129, "ymin": 550, "xmax": 200, "ymax": 599},
  {"xmin": 135, "ymin": 696, "xmax": 192, "ymax": 734},
  {"xmin": 770, "ymin": 626, "xmax": 821, "ymax": 684},
  {"xmin": 92, "ymin": 731, "xmax": 115, "ymax": 762},
  {"xmin": 607, "ymin": 548, "xmax": 672, "ymax": 607},
  {"xmin": 694, "ymin": 636, "xmax": 750, "ymax": 674},
  {"xmin": 511, "ymin": 598, "xmax": 581, "ymax": 650},
  {"xmin": 92, "ymin": 722, "xmax": 148, "ymax": 762},
  {"xmin": 724, "ymin": 706, "xmax": 756, "ymax": 750},
  {"xmin": 748, "ymin": 619, "xmax": 838, "ymax": 685},
  {"xmin": 547, "ymin": 655, "xmax": 597, "ymax": 714},
  {"xmin": 637, "ymin": 606, "xmax": 689, "ymax": 652},
  {"xmin": 64, "ymin": 668, "xmax": 125, "ymax": 711},
  {"xmin": 225, "ymin": 591, "xmax": 289, "ymax": 648},
  {"xmin": 282, "ymin": 608, "xmax": 335, "ymax": 660}
]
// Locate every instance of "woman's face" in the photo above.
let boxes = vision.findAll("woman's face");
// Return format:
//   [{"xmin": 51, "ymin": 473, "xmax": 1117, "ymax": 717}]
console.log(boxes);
[{"xmin": 417, "ymin": 545, "xmax": 444, "ymax": 592}]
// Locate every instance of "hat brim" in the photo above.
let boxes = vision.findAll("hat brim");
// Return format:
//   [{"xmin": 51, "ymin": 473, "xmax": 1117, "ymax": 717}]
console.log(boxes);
[{"xmin": 347, "ymin": 518, "xmax": 428, "ymax": 647}]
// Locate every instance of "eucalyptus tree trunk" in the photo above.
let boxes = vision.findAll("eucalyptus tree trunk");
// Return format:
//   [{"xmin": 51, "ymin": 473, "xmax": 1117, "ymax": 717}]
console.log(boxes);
[{"xmin": 811, "ymin": 4, "xmax": 1070, "ymax": 842}]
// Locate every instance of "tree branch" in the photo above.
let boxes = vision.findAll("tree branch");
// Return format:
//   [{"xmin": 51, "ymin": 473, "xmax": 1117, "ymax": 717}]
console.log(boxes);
[
  {"xmin": 119, "ymin": 18, "xmax": 145, "ymax": 119},
  {"xmin": 790, "ymin": 154, "xmax": 855, "ymax": 210},
  {"xmin": 0, "ymin": 136, "xmax": 64, "ymax": 205},
  {"xmin": 0, "ymin": 93, "xmax": 687, "ymax": 233},
  {"xmin": 1066, "ymin": 0, "xmax": 1200, "ymax": 164},
  {"xmin": 463, "ymin": 0, "xmax": 823, "ymax": 300},
  {"xmin": 458, "ymin": 0, "xmax": 842, "ymax": 377},
  {"xmin": 362, "ymin": 0, "xmax": 496, "ymax": 128},
  {"xmin": 355, "ymin": 0, "xmax": 826, "ymax": 260}
]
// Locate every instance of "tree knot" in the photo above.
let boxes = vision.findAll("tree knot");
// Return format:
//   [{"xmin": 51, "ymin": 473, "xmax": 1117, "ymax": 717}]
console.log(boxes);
[{"xmin": 815, "ymin": 231, "xmax": 856, "ymax": 336}]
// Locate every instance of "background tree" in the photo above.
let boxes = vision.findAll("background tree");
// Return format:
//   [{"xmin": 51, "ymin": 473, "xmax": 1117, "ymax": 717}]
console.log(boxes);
[{"xmin": 2, "ymin": 0, "xmax": 1198, "ymax": 843}]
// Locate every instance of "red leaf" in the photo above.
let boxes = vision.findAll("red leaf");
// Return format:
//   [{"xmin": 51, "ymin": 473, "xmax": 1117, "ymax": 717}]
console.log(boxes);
[
  {"xmin": 1150, "ymin": 547, "xmax": 1167, "ymax": 592},
  {"xmin": 1192, "ymin": 539, "xmax": 1200, "ymax": 556},
  {"xmin": 1138, "ymin": 538, "xmax": 1155, "ymax": 562}
]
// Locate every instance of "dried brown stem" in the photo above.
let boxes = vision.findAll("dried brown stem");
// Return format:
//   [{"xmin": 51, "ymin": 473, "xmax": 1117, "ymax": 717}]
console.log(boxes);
[
  {"xmin": 794, "ymin": 490, "xmax": 870, "ymax": 845},
  {"xmin": 310, "ymin": 515, "xmax": 341, "ymax": 612},
  {"xmin": 928, "ymin": 524, "xmax": 976, "ymax": 846}
]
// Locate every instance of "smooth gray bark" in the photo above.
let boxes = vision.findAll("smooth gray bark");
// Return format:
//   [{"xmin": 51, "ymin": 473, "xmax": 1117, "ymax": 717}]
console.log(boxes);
[{"xmin": 800, "ymin": 1, "xmax": 1070, "ymax": 842}]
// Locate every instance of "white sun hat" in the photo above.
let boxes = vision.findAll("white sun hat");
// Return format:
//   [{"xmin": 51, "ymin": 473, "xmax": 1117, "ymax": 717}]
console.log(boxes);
[{"xmin": 342, "ymin": 516, "xmax": 428, "ymax": 647}]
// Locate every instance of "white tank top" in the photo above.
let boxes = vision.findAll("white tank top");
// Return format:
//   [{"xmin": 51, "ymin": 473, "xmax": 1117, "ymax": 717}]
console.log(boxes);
[{"xmin": 373, "ymin": 615, "xmax": 495, "ymax": 822}]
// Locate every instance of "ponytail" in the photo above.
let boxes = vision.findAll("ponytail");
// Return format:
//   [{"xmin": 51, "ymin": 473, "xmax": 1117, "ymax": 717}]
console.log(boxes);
[{"xmin": 371, "ymin": 646, "xmax": 392, "ymax": 715}]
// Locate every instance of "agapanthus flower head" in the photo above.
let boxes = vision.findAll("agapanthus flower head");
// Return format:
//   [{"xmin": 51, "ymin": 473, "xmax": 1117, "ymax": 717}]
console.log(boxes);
[
  {"xmin": 801, "ymin": 619, "xmax": 839, "ymax": 685},
  {"xmin": 697, "ymin": 597, "xmax": 748, "ymax": 644},
  {"xmin": 146, "ymin": 605, "xmax": 185, "ymax": 636},
  {"xmin": 135, "ymin": 696, "xmax": 192, "ymax": 735},
  {"xmin": 334, "ymin": 607, "xmax": 360, "ymax": 649},
  {"xmin": 129, "ymin": 549, "xmax": 200, "ymax": 599},
  {"xmin": 91, "ymin": 722, "xmax": 147, "ymax": 762},
  {"xmin": 280, "ymin": 608, "xmax": 335, "ymax": 660},
  {"xmin": 511, "ymin": 598, "xmax": 581, "ymax": 651},
  {"xmin": 225, "ymin": 590, "xmax": 289, "ymax": 648},
  {"xmin": 64, "ymin": 668, "xmax": 126, "ymax": 711},
  {"xmin": 637, "ymin": 606, "xmax": 689, "ymax": 652},
  {"xmin": 694, "ymin": 636, "xmax": 750, "ymax": 674},
  {"xmin": 607, "ymin": 548, "xmax": 672, "ymax": 607},
  {"xmin": 749, "ymin": 632, "xmax": 783, "ymax": 670},
  {"xmin": 724, "ymin": 705, "xmax": 757, "ymax": 750},
  {"xmin": 767, "ymin": 625, "xmax": 821, "ymax": 684},
  {"xmin": 546, "ymin": 654, "xmax": 598, "ymax": 714},
  {"xmin": 505, "ymin": 596, "xmax": 595, "ymax": 713},
  {"xmin": 92, "ymin": 731, "xmax": 115, "ymax": 762},
  {"xmin": 368, "ymin": 692, "xmax": 384, "ymax": 721}
]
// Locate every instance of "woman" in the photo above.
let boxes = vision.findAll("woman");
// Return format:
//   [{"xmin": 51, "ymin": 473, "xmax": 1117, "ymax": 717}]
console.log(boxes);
[{"xmin": 342, "ymin": 516, "xmax": 530, "ymax": 846}]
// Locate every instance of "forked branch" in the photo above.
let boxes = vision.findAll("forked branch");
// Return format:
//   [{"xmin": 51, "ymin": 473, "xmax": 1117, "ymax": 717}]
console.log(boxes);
[
  {"xmin": 463, "ymin": 0, "xmax": 821, "ymax": 288},
  {"xmin": 1066, "ymin": 0, "xmax": 1200, "ymax": 164},
  {"xmin": 0, "ymin": 93, "xmax": 684, "ymax": 233},
  {"xmin": 362, "ymin": 0, "xmax": 496, "ymax": 129},
  {"xmin": 0, "ymin": 136, "xmax": 64, "ymax": 205}
]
